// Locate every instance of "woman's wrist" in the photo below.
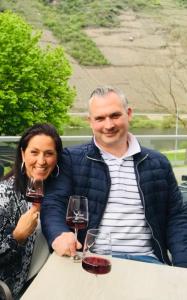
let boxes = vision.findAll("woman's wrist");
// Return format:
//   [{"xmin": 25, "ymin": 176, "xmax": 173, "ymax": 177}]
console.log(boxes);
[{"xmin": 12, "ymin": 229, "xmax": 26, "ymax": 244}]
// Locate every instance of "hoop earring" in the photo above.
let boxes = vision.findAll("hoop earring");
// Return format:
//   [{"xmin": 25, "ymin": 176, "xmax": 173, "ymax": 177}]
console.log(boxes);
[
  {"xmin": 21, "ymin": 162, "xmax": 25, "ymax": 174},
  {"xmin": 55, "ymin": 164, "xmax": 59, "ymax": 177}
]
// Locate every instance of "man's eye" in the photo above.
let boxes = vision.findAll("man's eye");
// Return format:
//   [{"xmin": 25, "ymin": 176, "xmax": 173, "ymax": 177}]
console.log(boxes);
[
  {"xmin": 112, "ymin": 114, "xmax": 121, "ymax": 119},
  {"xmin": 95, "ymin": 118, "xmax": 104, "ymax": 122}
]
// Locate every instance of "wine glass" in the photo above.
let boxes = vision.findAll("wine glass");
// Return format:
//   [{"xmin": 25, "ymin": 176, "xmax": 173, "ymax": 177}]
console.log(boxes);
[
  {"xmin": 82, "ymin": 229, "xmax": 112, "ymax": 275},
  {"xmin": 66, "ymin": 195, "xmax": 89, "ymax": 260},
  {"xmin": 26, "ymin": 178, "xmax": 44, "ymax": 204}
]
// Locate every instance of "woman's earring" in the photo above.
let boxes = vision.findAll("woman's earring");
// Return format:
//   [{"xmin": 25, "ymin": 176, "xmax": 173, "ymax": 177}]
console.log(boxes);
[
  {"xmin": 21, "ymin": 162, "xmax": 25, "ymax": 174},
  {"xmin": 55, "ymin": 164, "xmax": 59, "ymax": 177}
]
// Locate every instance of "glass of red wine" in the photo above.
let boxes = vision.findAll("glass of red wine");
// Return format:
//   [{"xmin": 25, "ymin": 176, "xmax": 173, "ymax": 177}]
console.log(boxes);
[
  {"xmin": 26, "ymin": 178, "xmax": 44, "ymax": 204},
  {"xmin": 66, "ymin": 195, "xmax": 89, "ymax": 261},
  {"xmin": 82, "ymin": 229, "xmax": 112, "ymax": 275}
]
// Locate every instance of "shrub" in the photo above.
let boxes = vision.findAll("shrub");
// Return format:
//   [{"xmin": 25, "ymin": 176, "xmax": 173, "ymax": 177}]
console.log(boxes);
[{"xmin": 0, "ymin": 11, "xmax": 75, "ymax": 135}]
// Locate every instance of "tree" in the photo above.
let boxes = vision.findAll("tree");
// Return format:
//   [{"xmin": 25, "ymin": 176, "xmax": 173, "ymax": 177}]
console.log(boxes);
[
  {"xmin": 138, "ymin": 55, "xmax": 187, "ymax": 128},
  {"xmin": 0, "ymin": 11, "xmax": 75, "ymax": 135}
]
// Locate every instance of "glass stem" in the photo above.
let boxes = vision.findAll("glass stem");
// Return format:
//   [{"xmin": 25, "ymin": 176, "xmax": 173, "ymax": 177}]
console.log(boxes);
[
  {"xmin": 73, "ymin": 225, "xmax": 81, "ymax": 261},
  {"xmin": 74, "ymin": 226, "xmax": 78, "ymax": 250}
]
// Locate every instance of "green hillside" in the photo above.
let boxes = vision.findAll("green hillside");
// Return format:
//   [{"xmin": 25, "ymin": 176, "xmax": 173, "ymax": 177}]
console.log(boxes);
[{"xmin": 0, "ymin": 0, "xmax": 161, "ymax": 65}]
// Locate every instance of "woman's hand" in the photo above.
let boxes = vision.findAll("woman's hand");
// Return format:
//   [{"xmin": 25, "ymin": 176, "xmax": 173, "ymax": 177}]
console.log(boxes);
[{"xmin": 12, "ymin": 205, "xmax": 40, "ymax": 243}]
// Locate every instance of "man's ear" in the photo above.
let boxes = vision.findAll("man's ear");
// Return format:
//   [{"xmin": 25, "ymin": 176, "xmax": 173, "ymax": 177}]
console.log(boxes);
[{"xmin": 127, "ymin": 107, "xmax": 133, "ymax": 122}]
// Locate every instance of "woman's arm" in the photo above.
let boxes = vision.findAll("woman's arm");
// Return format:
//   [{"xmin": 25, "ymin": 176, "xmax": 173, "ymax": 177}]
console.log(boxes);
[{"xmin": 0, "ymin": 179, "xmax": 39, "ymax": 265}]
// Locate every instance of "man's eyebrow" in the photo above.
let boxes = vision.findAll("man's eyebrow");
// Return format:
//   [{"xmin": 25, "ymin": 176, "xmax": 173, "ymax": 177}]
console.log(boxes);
[
  {"xmin": 110, "ymin": 111, "xmax": 122, "ymax": 116},
  {"xmin": 94, "ymin": 115, "xmax": 105, "ymax": 120}
]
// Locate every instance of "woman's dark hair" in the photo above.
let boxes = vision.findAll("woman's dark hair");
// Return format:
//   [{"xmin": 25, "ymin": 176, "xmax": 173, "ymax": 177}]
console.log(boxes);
[{"xmin": 4, "ymin": 123, "xmax": 63, "ymax": 194}]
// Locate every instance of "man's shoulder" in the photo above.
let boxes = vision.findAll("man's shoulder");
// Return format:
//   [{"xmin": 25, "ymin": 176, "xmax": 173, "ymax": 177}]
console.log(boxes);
[
  {"xmin": 142, "ymin": 146, "xmax": 167, "ymax": 159},
  {"xmin": 63, "ymin": 141, "xmax": 94, "ymax": 156},
  {"xmin": 139, "ymin": 146, "xmax": 170, "ymax": 166}
]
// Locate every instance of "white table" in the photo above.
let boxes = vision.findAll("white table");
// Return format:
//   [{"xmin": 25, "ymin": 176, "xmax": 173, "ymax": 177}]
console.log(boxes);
[{"xmin": 21, "ymin": 252, "xmax": 187, "ymax": 300}]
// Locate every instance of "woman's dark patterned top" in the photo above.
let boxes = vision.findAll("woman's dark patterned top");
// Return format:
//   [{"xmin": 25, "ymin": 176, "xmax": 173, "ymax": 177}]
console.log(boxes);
[{"xmin": 0, "ymin": 176, "xmax": 36, "ymax": 298}]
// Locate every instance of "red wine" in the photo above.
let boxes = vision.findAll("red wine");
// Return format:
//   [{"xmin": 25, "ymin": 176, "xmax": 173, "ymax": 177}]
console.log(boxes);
[
  {"xmin": 66, "ymin": 217, "xmax": 87, "ymax": 230},
  {"xmin": 82, "ymin": 256, "xmax": 111, "ymax": 275},
  {"xmin": 27, "ymin": 192, "xmax": 43, "ymax": 203}
]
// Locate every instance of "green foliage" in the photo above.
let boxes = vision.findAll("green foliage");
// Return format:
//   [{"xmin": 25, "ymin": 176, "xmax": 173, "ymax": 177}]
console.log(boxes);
[
  {"xmin": 42, "ymin": 4, "xmax": 110, "ymax": 65},
  {"xmin": 130, "ymin": 115, "xmax": 159, "ymax": 129},
  {"xmin": 125, "ymin": 0, "xmax": 160, "ymax": 11},
  {"xmin": 162, "ymin": 150, "xmax": 186, "ymax": 162},
  {"xmin": 180, "ymin": 141, "xmax": 187, "ymax": 149},
  {"xmin": 0, "ymin": 11, "xmax": 75, "ymax": 135},
  {"xmin": 43, "ymin": 0, "xmax": 160, "ymax": 65},
  {"xmin": 67, "ymin": 116, "xmax": 89, "ymax": 128},
  {"xmin": 161, "ymin": 116, "xmax": 177, "ymax": 129},
  {"xmin": 55, "ymin": 0, "xmax": 124, "ymax": 27},
  {"xmin": 0, "ymin": 0, "xmax": 161, "ymax": 66},
  {"xmin": 44, "ymin": 12, "xmax": 108, "ymax": 65},
  {"xmin": 176, "ymin": 0, "xmax": 187, "ymax": 7},
  {"xmin": 162, "ymin": 115, "xmax": 185, "ymax": 129}
]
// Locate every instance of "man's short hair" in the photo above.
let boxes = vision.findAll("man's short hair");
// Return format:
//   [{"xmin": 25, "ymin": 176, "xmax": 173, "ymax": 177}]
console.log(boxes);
[{"xmin": 89, "ymin": 86, "xmax": 128, "ymax": 110}]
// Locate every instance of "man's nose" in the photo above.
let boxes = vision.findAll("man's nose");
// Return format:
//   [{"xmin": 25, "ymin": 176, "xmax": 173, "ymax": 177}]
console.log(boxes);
[{"xmin": 105, "ymin": 117, "xmax": 114, "ymax": 129}]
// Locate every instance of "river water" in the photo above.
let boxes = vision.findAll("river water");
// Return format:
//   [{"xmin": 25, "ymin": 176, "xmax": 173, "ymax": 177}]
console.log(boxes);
[{"xmin": 63, "ymin": 127, "xmax": 187, "ymax": 151}]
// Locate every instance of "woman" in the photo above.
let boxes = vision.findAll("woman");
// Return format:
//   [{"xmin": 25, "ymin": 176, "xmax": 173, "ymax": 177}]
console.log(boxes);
[{"xmin": 0, "ymin": 123, "xmax": 63, "ymax": 299}]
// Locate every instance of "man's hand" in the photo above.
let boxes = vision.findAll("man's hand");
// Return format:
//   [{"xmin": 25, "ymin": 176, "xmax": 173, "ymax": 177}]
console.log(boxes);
[
  {"xmin": 13, "ymin": 205, "xmax": 40, "ymax": 243},
  {"xmin": 52, "ymin": 232, "xmax": 82, "ymax": 257}
]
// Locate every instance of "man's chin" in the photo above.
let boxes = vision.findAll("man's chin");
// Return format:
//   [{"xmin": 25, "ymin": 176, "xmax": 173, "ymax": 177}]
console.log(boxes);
[{"xmin": 101, "ymin": 137, "xmax": 119, "ymax": 146}]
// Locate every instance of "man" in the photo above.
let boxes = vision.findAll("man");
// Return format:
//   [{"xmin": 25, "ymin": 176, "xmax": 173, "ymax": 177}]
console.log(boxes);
[{"xmin": 41, "ymin": 86, "xmax": 187, "ymax": 266}]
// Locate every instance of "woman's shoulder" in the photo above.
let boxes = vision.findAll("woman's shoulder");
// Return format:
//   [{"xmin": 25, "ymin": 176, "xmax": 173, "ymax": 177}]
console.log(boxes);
[
  {"xmin": 0, "ymin": 176, "xmax": 15, "ymax": 200},
  {"xmin": 0, "ymin": 176, "xmax": 14, "ymax": 189},
  {"xmin": 0, "ymin": 176, "xmax": 27, "ymax": 215}
]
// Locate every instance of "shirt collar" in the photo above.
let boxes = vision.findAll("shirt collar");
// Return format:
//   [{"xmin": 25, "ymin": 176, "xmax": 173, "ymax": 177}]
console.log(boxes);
[{"xmin": 94, "ymin": 133, "xmax": 141, "ymax": 160}]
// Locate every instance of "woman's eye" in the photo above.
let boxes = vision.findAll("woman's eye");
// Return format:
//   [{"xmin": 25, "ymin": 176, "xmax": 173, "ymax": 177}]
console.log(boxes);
[
  {"xmin": 45, "ymin": 153, "xmax": 53, "ymax": 157},
  {"xmin": 45, "ymin": 152, "xmax": 56, "ymax": 157},
  {"xmin": 31, "ymin": 151, "xmax": 38, "ymax": 155}
]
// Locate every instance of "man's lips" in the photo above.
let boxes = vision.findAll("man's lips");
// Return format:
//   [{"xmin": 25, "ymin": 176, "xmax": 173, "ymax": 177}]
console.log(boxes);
[{"xmin": 104, "ymin": 131, "xmax": 117, "ymax": 136}]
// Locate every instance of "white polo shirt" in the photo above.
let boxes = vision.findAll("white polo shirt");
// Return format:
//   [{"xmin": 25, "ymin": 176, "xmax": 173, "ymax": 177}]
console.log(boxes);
[{"xmin": 95, "ymin": 133, "xmax": 155, "ymax": 256}]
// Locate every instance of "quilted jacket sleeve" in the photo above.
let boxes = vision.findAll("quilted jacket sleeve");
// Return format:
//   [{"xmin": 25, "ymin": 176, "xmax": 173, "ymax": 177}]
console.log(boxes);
[
  {"xmin": 41, "ymin": 149, "xmax": 73, "ymax": 246},
  {"xmin": 166, "ymin": 164, "xmax": 187, "ymax": 267}
]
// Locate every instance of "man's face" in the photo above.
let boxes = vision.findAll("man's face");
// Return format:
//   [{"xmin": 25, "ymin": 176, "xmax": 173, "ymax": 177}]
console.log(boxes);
[{"xmin": 88, "ymin": 92, "xmax": 132, "ymax": 151}]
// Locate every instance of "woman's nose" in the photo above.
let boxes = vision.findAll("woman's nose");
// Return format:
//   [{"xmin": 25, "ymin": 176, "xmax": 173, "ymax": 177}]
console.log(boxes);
[{"xmin": 37, "ymin": 154, "xmax": 46, "ymax": 164}]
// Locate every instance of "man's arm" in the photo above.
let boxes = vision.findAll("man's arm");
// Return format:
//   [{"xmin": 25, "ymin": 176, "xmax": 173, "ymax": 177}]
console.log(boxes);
[
  {"xmin": 51, "ymin": 232, "xmax": 82, "ymax": 256},
  {"xmin": 166, "ymin": 163, "xmax": 187, "ymax": 267},
  {"xmin": 41, "ymin": 149, "xmax": 82, "ymax": 256}
]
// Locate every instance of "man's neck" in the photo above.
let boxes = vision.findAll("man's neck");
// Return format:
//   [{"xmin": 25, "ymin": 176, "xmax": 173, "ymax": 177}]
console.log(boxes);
[
  {"xmin": 95, "ymin": 140, "xmax": 128, "ymax": 158},
  {"xmin": 94, "ymin": 133, "xmax": 141, "ymax": 158}
]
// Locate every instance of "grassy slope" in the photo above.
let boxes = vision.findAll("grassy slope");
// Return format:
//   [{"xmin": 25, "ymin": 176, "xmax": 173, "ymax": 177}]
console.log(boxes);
[
  {"xmin": 0, "ymin": 0, "xmax": 186, "ymax": 165},
  {"xmin": 0, "ymin": 0, "xmax": 161, "ymax": 65}
]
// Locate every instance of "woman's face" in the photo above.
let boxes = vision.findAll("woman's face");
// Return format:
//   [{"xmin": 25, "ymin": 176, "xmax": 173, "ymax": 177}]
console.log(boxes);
[{"xmin": 21, "ymin": 134, "xmax": 57, "ymax": 180}]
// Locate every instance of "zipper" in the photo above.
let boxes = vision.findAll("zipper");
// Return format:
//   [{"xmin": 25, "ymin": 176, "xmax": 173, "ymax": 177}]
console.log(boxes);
[
  {"xmin": 135, "ymin": 154, "xmax": 167, "ymax": 264},
  {"xmin": 86, "ymin": 154, "xmax": 111, "ymax": 228},
  {"xmin": 87, "ymin": 151, "xmax": 168, "ymax": 264},
  {"xmin": 86, "ymin": 155, "xmax": 104, "ymax": 163}
]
